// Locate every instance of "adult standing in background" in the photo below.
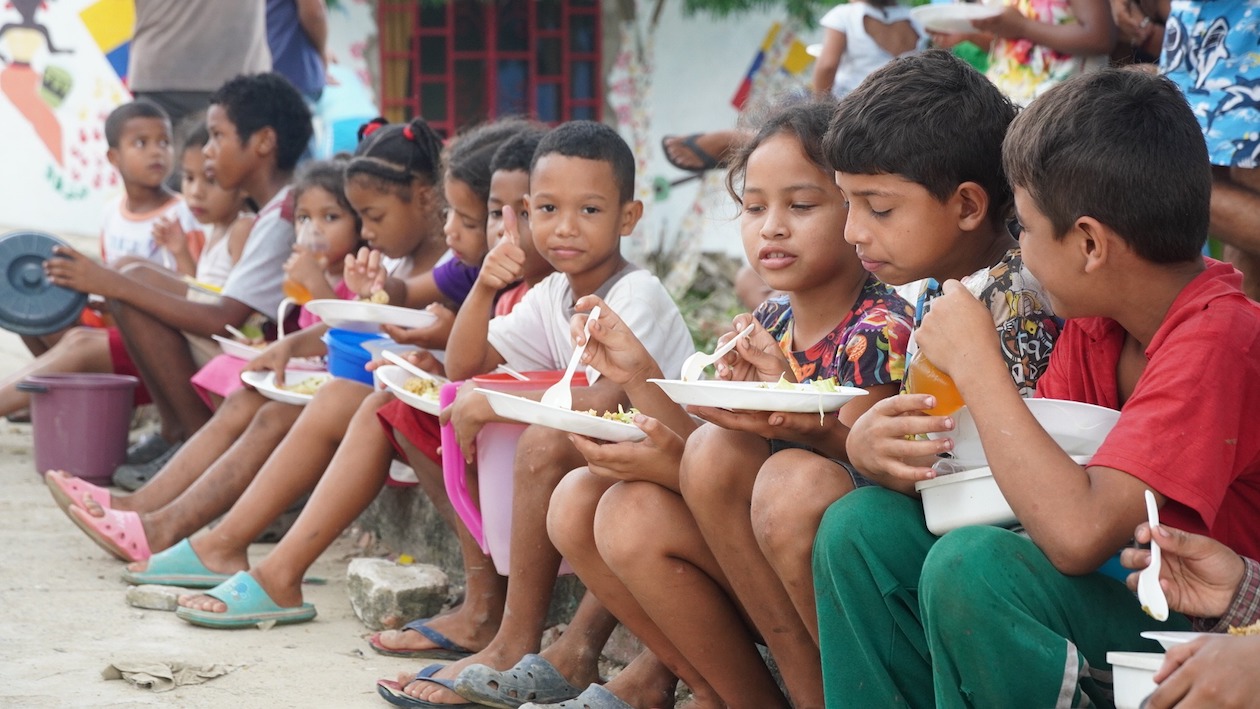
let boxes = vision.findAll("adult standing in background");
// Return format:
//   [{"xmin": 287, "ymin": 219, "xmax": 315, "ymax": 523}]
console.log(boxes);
[
  {"xmin": 266, "ymin": 0, "xmax": 328, "ymax": 104},
  {"xmin": 128, "ymin": 0, "xmax": 271, "ymax": 127}
]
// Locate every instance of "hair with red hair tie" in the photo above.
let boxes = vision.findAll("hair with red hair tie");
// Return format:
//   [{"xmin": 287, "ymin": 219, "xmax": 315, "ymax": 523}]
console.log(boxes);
[{"xmin": 402, "ymin": 125, "xmax": 415, "ymax": 141}]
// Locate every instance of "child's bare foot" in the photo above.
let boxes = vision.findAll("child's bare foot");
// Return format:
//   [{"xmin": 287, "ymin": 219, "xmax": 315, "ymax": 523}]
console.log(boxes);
[
  {"xmin": 372, "ymin": 606, "xmax": 498, "ymax": 656},
  {"xmin": 598, "ymin": 654, "xmax": 684, "ymax": 709}
]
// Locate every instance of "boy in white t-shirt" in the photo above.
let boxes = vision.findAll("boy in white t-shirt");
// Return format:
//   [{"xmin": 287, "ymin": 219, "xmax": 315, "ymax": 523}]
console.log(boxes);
[
  {"xmin": 383, "ymin": 121, "xmax": 693, "ymax": 705},
  {"xmin": 98, "ymin": 102, "xmax": 202, "ymax": 272},
  {"xmin": 45, "ymin": 74, "xmax": 312, "ymax": 477}
]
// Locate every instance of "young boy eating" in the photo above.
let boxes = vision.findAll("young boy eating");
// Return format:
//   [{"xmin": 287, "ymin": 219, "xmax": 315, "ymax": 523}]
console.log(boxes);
[
  {"xmin": 382, "ymin": 120, "xmax": 694, "ymax": 706},
  {"xmin": 814, "ymin": 69, "xmax": 1260, "ymax": 708}
]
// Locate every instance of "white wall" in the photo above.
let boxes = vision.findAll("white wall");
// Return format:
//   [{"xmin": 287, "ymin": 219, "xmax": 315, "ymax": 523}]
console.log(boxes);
[{"xmin": 624, "ymin": 1, "xmax": 822, "ymax": 267}]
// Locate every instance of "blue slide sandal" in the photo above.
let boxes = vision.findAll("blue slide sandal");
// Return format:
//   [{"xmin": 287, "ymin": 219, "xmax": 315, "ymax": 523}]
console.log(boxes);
[{"xmin": 175, "ymin": 571, "xmax": 316, "ymax": 629}]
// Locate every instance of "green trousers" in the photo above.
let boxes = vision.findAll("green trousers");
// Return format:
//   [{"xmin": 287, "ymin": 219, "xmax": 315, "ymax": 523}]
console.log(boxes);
[{"xmin": 812, "ymin": 487, "xmax": 1189, "ymax": 708}]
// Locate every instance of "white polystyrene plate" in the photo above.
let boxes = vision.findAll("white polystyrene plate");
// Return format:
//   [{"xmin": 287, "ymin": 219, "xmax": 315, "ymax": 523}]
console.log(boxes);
[
  {"xmin": 212, "ymin": 335, "xmax": 324, "ymax": 370},
  {"xmin": 1140, "ymin": 631, "xmax": 1210, "ymax": 651},
  {"xmin": 239, "ymin": 369, "xmax": 331, "ymax": 406},
  {"xmin": 928, "ymin": 398, "xmax": 1120, "ymax": 462},
  {"xmin": 910, "ymin": 3, "xmax": 1003, "ymax": 33},
  {"xmin": 377, "ymin": 364, "xmax": 444, "ymax": 416},
  {"xmin": 648, "ymin": 379, "xmax": 866, "ymax": 414},
  {"xmin": 476, "ymin": 389, "xmax": 647, "ymax": 443},
  {"xmin": 305, "ymin": 299, "xmax": 438, "ymax": 333}
]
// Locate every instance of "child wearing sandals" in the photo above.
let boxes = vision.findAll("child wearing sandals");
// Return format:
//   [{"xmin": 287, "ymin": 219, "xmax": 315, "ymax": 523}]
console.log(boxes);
[
  {"xmin": 43, "ymin": 117, "xmax": 457, "ymax": 567},
  {"xmin": 48, "ymin": 156, "xmax": 362, "ymax": 560},
  {"xmin": 144, "ymin": 119, "xmax": 525, "ymax": 622},
  {"xmin": 376, "ymin": 121, "xmax": 695, "ymax": 709},
  {"xmin": 496, "ymin": 100, "xmax": 915, "ymax": 709},
  {"xmin": 368, "ymin": 126, "xmax": 556, "ymax": 659},
  {"xmin": 0, "ymin": 122, "xmax": 251, "ymax": 425}
]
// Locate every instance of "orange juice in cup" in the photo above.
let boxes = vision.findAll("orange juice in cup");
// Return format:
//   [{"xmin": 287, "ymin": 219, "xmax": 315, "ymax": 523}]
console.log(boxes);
[
  {"xmin": 905, "ymin": 350, "xmax": 964, "ymax": 416},
  {"xmin": 282, "ymin": 279, "xmax": 313, "ymax": 304},
  {"xmin": 282, "ymin": 223, "xmax": 327, "ymax": 305}
]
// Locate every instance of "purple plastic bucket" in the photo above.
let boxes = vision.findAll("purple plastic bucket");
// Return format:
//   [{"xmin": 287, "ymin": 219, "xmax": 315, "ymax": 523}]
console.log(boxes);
[{"xmin": 17, "ymin": 373, "xmax": 139, "ymax": 484}]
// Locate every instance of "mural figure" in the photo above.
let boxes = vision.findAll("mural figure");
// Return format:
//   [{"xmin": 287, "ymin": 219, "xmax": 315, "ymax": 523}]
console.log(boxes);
[{"xmin": 0, "ymin": 0, "xmax": 73, "ymax": 164}]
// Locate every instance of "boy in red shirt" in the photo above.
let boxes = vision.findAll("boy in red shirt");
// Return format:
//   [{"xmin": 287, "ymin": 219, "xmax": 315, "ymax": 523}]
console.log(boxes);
[{"xmin": 814, "ymin": 70, "xmax": 1260, "ymax": 707}]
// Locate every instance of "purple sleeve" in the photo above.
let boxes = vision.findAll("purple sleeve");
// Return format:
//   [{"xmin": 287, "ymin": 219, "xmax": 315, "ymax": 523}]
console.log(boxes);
[{"xmin": 433, "ymin": 260, "xmax": 481, "ymax": 308}]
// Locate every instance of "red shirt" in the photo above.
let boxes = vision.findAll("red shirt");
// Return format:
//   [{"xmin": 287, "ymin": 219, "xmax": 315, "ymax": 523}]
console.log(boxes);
[{"xmin": 1035, "ymin": 260, "xmax": 1260, "ymax": 561}]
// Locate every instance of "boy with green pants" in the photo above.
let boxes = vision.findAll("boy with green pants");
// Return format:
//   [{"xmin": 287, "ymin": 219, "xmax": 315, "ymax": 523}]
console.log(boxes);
[{"xmin": 817, "ymin": 71, "xmax": 1260, "ymax": 707}]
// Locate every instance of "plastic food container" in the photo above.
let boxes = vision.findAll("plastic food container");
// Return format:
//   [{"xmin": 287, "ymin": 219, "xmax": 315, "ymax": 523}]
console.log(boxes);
[
  {"xmin": 915, "ymin": 465, "xmax": 1016, "ymax": 536},
  {"xmin": 1107, "ymin": 651, "xmax": 1163, "ymax": 709},
  {"xmin": 321, "ymin": 327, "xmax": 386, "ymax": 384},
  {"xmin": 915, "ymin": 454, "xmax": 1092, "ymax": 536},
  {"xmin": 442, "ymin": 370, "xmax": 588, "ymax": 576},
  {"xmin": 17, "ymin": 373, "xmax": 139, "ymax": 484}
]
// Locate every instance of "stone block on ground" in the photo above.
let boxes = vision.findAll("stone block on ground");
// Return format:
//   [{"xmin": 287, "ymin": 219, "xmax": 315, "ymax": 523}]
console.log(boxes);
[
  {"xmin": 346, "ymin": 558, "xmax": 449, "ymax": 631},
  {"xmin": 125, "ymin": 583, "xmax": 186, "ymax": 611}
]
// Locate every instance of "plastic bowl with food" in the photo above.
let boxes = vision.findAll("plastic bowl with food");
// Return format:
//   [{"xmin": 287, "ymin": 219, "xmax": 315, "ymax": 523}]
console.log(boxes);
[
  {"xmin": 1107, "ymin": 651, "xmax": 1164, "ymax": 709},
  {"xmin": 928, "ymin": 398, "xmax": 1121, "ymax": 464}
]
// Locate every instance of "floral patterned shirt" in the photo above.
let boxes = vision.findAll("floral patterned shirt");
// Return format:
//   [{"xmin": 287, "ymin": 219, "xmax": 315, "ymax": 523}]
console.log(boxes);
[
  {"xmin": 987, "ymin": 0, "xmax": 1109, "ymax": 105},
  {"xmin": 754, "ymin": 274, "xmax": 914, "ymax": 388}
]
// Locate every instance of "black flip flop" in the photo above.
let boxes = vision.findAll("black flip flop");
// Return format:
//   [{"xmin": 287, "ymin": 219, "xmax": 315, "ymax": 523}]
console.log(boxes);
[{"xmin": 662, "ymin": 133, "xmax": 721, "ymax": 172}]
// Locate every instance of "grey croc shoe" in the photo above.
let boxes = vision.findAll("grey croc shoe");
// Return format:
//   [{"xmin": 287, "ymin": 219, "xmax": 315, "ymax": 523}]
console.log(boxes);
[
  {"xmin": 112, "ymin": 441, "xmax": 182, "ymax": 492},
  {"xmin": 453, "ymin": 654, "xmax": 584, "ymax": 709},
  {"xmin": 125, "ymin": 432, "xmax": 175, "ymax": 465},
  {"xmin": 518, "ymin": 684, "xmax": 633, "ymax": 709}
]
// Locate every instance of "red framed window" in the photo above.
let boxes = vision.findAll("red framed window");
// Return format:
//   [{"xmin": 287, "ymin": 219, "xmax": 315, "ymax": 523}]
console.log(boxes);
[{"xmin": 377, "ymin": 0, "xmax": 602, "ymax": 137}]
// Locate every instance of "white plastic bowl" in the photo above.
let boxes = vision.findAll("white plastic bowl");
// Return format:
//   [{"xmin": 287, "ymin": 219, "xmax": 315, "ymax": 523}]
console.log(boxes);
[
  {"xmin": 915, "ymin": 465, "xmax": 1015, "ymax": 535},
  {"xmin": 928, "ymin": 398, "xmax": 1121, "ymax": 463},
  {"xmin": 915, "ymin": 454, "xmax": 1091, "ymax": 535},
  {"xmin": 1108, "ymin": 651, "xmax": 1164, "ymax": 709}
]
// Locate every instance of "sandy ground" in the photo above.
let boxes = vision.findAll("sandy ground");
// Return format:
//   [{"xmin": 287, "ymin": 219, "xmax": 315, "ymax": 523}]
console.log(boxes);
[{"xmin": 0, "ymin": 325, "xmax": 439, "ymax": 707}]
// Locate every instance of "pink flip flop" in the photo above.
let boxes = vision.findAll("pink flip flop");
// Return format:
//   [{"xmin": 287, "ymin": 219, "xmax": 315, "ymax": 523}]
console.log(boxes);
[
  {"xmin": 67, "ymin": 506, "xmax": 151, "ymax": 562},
  {"xmin": 45, "ymin": 470, "xmax": 112, "ymax": 518}
]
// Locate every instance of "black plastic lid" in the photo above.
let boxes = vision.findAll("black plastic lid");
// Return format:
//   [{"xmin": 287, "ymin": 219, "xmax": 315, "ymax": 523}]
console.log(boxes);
[{"xmin": 0, "ymin": 230, "xmax": 89, "ymax": 336}]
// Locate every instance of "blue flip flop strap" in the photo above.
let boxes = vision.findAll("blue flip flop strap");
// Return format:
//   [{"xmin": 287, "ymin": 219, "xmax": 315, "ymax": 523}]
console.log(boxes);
[
  {"xmin": 404, "ymin": 618, "xmax": 474, "ymax": 655},
  {"xmin": 144, "ymin": 538, "xmax": 218, "ymax": 576}
]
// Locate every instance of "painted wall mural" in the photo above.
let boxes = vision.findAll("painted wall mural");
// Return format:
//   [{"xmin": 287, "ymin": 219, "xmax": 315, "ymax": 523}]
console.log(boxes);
[{"xmin": 0, "ymin": 0, "xmax": 130, "ymax": 235}]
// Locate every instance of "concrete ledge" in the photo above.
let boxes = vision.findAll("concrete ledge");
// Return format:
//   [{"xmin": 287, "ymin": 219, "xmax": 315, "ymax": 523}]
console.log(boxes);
[{"xmin": 356, "ymin": 485, "xmax": 641, "ymax": 664}]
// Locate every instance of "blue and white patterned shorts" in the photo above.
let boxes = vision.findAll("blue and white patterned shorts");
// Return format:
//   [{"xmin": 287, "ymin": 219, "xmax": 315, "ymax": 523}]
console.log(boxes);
[{"xmin": 1161, "ymin": 0, "xmax": 1260, "ymax": 168}]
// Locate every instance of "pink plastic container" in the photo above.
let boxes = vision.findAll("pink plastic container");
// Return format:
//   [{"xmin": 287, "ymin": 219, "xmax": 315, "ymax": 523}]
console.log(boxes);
[
  {"xmin": 442, "ymin": 371, "xmax": 588, "ymax": 576},
  {"xmin": 17, "ymin": 373, "xmax": 139, "ymax": 484}
]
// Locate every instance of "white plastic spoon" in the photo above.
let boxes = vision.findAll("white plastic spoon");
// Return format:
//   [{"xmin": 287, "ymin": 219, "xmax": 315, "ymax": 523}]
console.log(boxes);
[
  {"xmin": 679, "ymin": 322, "xmax": 756, "ymax": 382},
  {"xmin": 1137, "ymin": 489, "xmax": 1170, "ymax": 622},
  {"xmin": 539, "ymin": 305, "xmax": 600, "ymax": 410},
  {"xmin": 382, "ymin": 349, "xmax": 441, "ymax": 382}
]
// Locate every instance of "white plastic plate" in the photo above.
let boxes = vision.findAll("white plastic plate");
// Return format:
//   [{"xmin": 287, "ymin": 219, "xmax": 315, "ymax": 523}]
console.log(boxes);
[
  {"xmin": 928, "ymin": 398, "xmax": 1120, "ymax": 462},
  {"xmin": 910, "ymin": 3, "xmax": 1003, "ymax": 33},
  {"xmin": 377, "ymin": 364, "xmax": 444, "ymax": 416},
  {"xmin": 476, "ymin": 388, "xmax": 647, "ymax": 443},
  {"xmin": 648, "ymin": 378, "xmax": 866, "ymax": 414},
  {"xmin": 305, "ymin": 299, "xmax": 438, "ymax": 333},
  {"xmin": 1139, "ymin": 631, "xmax": 1210, "ymax": 651},
  {"xmin": 212, "ymin": 334, "xmax": 324, "ymax": 370},
  {"xmin": 239, "ymin": 369, "xmax": 331, "ymax": 406}
]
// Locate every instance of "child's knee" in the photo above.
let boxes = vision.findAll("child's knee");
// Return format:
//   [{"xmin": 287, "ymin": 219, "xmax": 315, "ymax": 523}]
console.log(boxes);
[
  {"xmin": 594, "ymin": 481, "xmax": 675, "ymax": 564},
  {"xmin": 547, "ymin": 467, "xmax": 606, "ymax": 554},
  {"xmin": 514, "ymin": 424, "xmax": 579, "ymax": 481},
  {"xmin": 250, "ymin": 401, "xmax": 301, "ymax": 437},
  {"xmin": 920, "ymin": 527, "xmax": 1033, "ymax": 622},
  {"xmin": 678, "ymin": 423, "xmax": 760, "ymax": 501},
  {"xmin": 752, "ymin": 450, "xmax": 847, "ymax": 552}
]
